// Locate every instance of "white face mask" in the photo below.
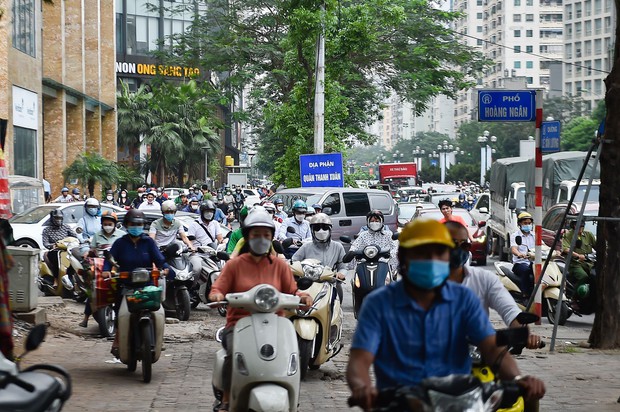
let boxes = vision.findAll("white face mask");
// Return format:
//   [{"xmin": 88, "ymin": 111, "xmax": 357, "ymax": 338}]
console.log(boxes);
[
  {"xmin": 368, "ymin": 221, "xmax": 382, "ymax": 232},
  {"xmin": 73, "ymin": 194, "xmax": 80, "ymax": 199},
  {"xmin": 102, "ymin": 224, "xmax": 115, "ymax": 234},
  {"xmin": 191, "ymin": 204, "xmax": 199, "ymax": 211},
  {"xmin": 277, "ymin": 206, "xmax": 283, "ymax": 212},
  {"xmin": 295, "ymin": 213, "xmax": 305, "ymax": 222},
  {"xmin": 314, "ymin": 229, "xmax": 330, "ymax": 242},
  {"xmin": 106, "ymin": 195, "xmax": 113, "ymax": 201},
  {"xmin": 203, "ymin": 212, "xmax": 214, "ymax": 220}
]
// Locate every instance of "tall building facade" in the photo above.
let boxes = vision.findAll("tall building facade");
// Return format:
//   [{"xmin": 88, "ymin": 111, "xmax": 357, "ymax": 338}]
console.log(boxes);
[{"xmin": 563, "ymin": 0, "xmax": 615, "ymax": 112}]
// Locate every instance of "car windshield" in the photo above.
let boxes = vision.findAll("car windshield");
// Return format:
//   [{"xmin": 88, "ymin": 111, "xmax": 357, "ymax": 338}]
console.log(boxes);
[
  {"xmin": 398, "ymin": 204, "xmax": 419, "ymax": 220},
  {"xmin": 269, "ymin": 192, "xmax": 320, "ymax": 212},
  {"xmin": 10, "ymin": 205, "xmax": 57, "ymax": 223},
  {"xmin": 516, "ymin": 187, "xmax": 526, "ymax": 209},
  {"xmin": 573, "ymin": 185, "xmax": 599, "ymax": 203}
]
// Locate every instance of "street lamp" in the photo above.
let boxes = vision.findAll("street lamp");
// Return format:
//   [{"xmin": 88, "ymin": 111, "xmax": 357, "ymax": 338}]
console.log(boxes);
[
  {"xmin": 477, "ymin": 130, "xmax": 497, "ymax": 186},
  {"xmin": 428, "ymin": 152, "xmax": 440, "ymax": 176},
  {"xmin": 412, "ymin": 146, "xmax": 425, "ymax": 173},
  {"xmin": 392, "ymin": 150, "xmax": 404, "ymax": 163},
  {"xmin": 437, "ymin": 140, "xmax": 453, "ymax": 183}
]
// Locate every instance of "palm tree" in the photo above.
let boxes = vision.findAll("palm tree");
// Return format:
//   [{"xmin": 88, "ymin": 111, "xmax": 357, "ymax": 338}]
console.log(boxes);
[
  {"xmin": 62, "ymin": 152, "xmax": 119, "ymax": 197},
  {"xmin": 117, "ymin": 82, "xmax": 153, "ymax": 150}
]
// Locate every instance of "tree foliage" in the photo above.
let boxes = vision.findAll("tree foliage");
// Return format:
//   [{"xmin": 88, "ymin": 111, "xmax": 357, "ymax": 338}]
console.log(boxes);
[
  {"xmin": 62, "ymin": 152, "xmax": 119, "ymax": 197},
  {"xmin": 158, "ymin": 0, "xmax": 488, "ymax": 186}
]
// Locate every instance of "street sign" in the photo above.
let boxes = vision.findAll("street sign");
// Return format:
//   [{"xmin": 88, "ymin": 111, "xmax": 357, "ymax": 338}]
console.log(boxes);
[
  {"xmin": 299, "ymin": 153, "xmax": 344, "ymax": 188},
  {"xmin": 478, "ymin": 90, "xmax": 536, "ymax": 122},
  {"xmin": 541, "ymin": 121, "xmax": 561, "ymax": 153}
]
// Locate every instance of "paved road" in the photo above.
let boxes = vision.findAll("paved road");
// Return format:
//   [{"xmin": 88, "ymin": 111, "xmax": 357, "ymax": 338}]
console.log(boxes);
[{"xmin": 20, "ymin": 257, "xmax": 620, "ymax": 411}]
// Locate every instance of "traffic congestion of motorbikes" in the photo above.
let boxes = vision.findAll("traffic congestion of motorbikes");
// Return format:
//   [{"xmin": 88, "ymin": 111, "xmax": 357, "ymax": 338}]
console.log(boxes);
[{"xmin": 3, "ymin": 178, "xmax": 595, "ymax": 412}]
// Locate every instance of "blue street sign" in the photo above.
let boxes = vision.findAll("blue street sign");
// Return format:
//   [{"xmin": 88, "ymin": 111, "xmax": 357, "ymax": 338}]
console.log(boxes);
[
  {"xmin": 430, "ymin": 159, "xmax": 438, "ymax": 167},
  {"xmin": 299, "ymin": 153, "xmax": 344, "ymax": 188},
  {"xmin": 478, "ymin": 90, "xmax": 536, "ymax": 122},
  {"xmin": 541, "ymin": 121, "xmax": 561, "ymax": 153}
]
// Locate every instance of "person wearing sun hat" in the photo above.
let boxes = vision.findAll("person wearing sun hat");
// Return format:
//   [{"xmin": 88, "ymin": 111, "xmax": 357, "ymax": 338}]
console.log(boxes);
[{"xmin": 347, "ymin": 218, "xmax": 546, "ymax": 410}]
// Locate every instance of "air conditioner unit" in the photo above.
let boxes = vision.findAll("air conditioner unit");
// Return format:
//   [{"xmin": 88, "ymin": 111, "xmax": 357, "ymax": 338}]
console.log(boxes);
[{"xmin": 7, "ymin": 246, "xmax": 39, "ymax": 312}]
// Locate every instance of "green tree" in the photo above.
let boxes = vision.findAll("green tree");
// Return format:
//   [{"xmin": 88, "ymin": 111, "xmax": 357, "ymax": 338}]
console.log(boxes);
[
  {"xmin": 116, "ymin": 82, "xmax": 153, "ymax": 150},
  {"xmin": 116, "ymin": 165, "xmax": 144, "ymax": 189},
  {"xmin": 456, "ymin": 121, "xmax": 535, "ymax": 161},
  {"xmin": 446, "ymin": 163, "xmax": 480, "ymax": 183},
  {"xmin": 159, "ymin": 0, "xmax": 488, "ymax": 186},
  {"xmin": 62, "ymin": 152, "xmax": 119, "ymax": 197},
  {"xmin": 561, "ymin": 117, "xmax": 598, "ymax": 151}
]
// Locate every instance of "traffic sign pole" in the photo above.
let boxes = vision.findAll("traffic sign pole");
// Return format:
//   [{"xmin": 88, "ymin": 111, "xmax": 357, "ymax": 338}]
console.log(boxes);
[{"xmin": 534, "ymin": 90, "xmax": 543, "ymax": 324}]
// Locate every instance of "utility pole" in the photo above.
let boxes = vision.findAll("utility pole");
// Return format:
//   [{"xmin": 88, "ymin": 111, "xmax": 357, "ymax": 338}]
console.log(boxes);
[{"xmin": 313, "ymin": 2, "xmax": 325, "ymax": 154}]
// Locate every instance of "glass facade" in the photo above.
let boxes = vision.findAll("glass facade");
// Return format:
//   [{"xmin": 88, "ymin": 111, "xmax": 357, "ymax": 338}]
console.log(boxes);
[
  {"xmin": 12, "ymin": 0, "xmax": 36, "ymax": 56},
  {"xmin": 14, "ymin": 127, "xmax": 37, "ymax": 177}
]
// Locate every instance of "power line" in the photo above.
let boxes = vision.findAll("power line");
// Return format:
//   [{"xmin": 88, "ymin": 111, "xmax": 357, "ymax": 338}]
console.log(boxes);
[{"xmin": 452, "ymin": 29, "xmax": 612, "ymax": 74}]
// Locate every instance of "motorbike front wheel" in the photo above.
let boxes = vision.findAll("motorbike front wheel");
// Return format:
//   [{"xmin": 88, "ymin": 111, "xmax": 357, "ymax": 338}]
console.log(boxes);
[
  {"xmin": 176, "ymin": 289, "xmax": 191, "ymax": 321},
  {"xmin": 190, "ymin": 290, "xmax": 200, "ymax": 309},
  {"xmin": 353, "ymin": 288, "xmax": 366, "ymax": 320},
  {"xmin": 94, "ymin": 305, "xmax": 116, "ymax": 338},
  {"xmin": 298, "ymin": 337, "xmax": 313, "ymax": 381},
  {"xmin": 141, "ymin": 321, "xmax": 153, "ymax": 383},
  {"xmin": 217, "ymin": 306, "xmax": 227, "ymax": 317},
  {"xmin": 546, "ymin": 298, "xmax": 570, "ymax": 326}
]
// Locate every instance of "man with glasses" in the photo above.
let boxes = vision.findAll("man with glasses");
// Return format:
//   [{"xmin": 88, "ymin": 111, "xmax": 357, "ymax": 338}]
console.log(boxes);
[{"xmin": 444, "ymin": 221, "xmax": 541, "ymax": 349}]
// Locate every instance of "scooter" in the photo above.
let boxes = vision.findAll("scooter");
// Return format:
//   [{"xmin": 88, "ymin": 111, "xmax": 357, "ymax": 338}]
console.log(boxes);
[
  {"xmin": 161, "ymin": 242, "xmax": 193, "ymax": 321},
  {"xmin": 0, "ymin": 324, "xmax": 72, "ymax": 411},
  {"xmin": 116, "ymin": 268, "xmax": 166, "ymax": 383},
  {"xmin": 37, "ymin": 237, "xmax": 81, "ymax": 299},
  {"xmin": 89, "ymin": 255, "xmax": 117, "ymax": 338},
  {"xmin": 211, "ymin": 284, "xmax": 301, "ymax": 412},
  {"xmin": 341, "ymin": 237, "xmax": 395, "ymax": 319},
  {"xmin": 555, "ymin": 248, "xmax": 597, "ymax": 316},
  {"xmin": 287, "ymin": 259, "xmax": 344, "ymax": 380},
  {"xmin": 349, "ymin": 326, "xmax": 535, "ymax": 412},
  {"xmin": 188, "ymin": 244, "xmax": 229, "ymax": 316}
]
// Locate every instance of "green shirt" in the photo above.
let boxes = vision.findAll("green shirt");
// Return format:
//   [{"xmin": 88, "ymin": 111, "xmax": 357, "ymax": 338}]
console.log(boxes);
[
  {"xmin": 227, "ymin": 228, "xmax": 243, "ymax": 254},
  {"xmin": 561, "ymin": 229, "xmax": 596, "ymax": 255},
  {"xmin": 90, "ymin": 229, "xmax": 126, "ymax": 250}
]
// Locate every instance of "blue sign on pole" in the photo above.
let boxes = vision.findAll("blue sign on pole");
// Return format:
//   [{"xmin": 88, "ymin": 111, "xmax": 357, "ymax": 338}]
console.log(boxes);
[
  {"xmin": 299, "ymin": 153, "xmax": 344, "ymax": 188},
  {"xmin": 478, "ymin": 90, "xmax": 536, "ymax": 122},
  {"xmin": 541, "ymin": 121, "xmax": 561, "ymax": 153}
]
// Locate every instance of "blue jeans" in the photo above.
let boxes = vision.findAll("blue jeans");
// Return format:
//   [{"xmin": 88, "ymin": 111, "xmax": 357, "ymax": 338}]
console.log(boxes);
[{"xmin": 512, "ymin": 263, "xmax": 534, "ymax": 297}]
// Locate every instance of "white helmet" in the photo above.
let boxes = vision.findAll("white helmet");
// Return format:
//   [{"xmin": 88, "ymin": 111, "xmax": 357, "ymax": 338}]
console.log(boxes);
[
  {"xmin": 242, "ymin": 209, "xmax": 275, "ymax": 238},
  {"xmin": 161, "ymin": 200, "xmax": 177, "ymax": 213}
]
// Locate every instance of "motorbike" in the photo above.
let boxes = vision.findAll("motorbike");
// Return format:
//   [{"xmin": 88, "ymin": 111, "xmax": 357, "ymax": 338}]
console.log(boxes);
[
  {"xmin": 37, "ymin": 237, "xmax": 81, "ymax": 299},
  {"xmin": 341, "ymin": 236, "xmax": 396, "ymax": 319},
  {"xmin": 287, "ymin": 259, "xmax": 344, "ymax": 380},
  {"xmin": 211, "ymin": 284, "xmax": 302, "ymax": 412},
  {"xmin": 89, "ymin": 254, "xmax": 117, "ymax": 338},
  {"xmin": 349, "ymin": 327, "xmax": 535, "ymax": 412},
  {"xmin": 554, "ymin": 244, "xmax": 597, "ymax": 317},
  {"xmin": 0, "ymin": 324, "xmax": 72, "ymax": 411},
  {"xmin": 161, "ymin": 242, "xmax": 193, "ymax": 321},
  {"xmin": 116, "ymin": 268, "xmax": 166, "ymax": 383},
  {"xmin": 495, "ymin": 236, "xmax": 572, "ymax": 325},
  {"xmin": 188, "ymin": 243, "xmax": 229, "ymax": 317}
]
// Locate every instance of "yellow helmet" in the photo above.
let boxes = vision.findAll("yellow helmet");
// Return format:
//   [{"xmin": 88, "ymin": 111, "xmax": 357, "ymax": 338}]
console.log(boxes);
[
  {"xmin": 517, "ymin": 212, "xmax": 533, "ymax": 222},
  {"xmin": 399, "ymin": 219, "xmax": 455, "ymax": 249}
]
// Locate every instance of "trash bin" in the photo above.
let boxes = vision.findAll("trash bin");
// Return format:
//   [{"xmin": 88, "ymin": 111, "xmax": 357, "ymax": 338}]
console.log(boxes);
[{"xmin": 7, "ymin": 246, "xmax": 39, "ymax": 312}]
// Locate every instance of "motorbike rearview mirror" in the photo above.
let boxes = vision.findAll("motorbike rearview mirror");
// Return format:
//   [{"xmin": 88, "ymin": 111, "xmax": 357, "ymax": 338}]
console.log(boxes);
[
  {"xmin": 216, "ymin": 251, "xmax": 230, "ymax": 261},
  {"xmin": 508, "ymin": 199, "xmax": 517, "ymax": 210},
  {"xmin": 478, "ymin": 220, "xmax": 486, "ymax": 228},
  {"xmin": 515, "ymin": 312, "xmax": 539, "ymax": 325},
  {"xmin": 25, "ymin": 324, "xmax": 47, "ymax": 352},
  {"xmin": 392, "ymin": 232, "xmax": 399, "ymax": 241},
  {"xmin": 282, "ymin": 238, "xmax": 294, "ymax": 249},
  {"xmin": 495, "ymin": 327, "xmax": 529, "ymax": 348},
  {"xmin": 339, "ymin": 235, "xmax": 352, "ymax": 244},
  {"xmin": 75, "ymin": 227, "xmax": 83, "ymax": 234},
  {"xmin": 286, "ymin": 226, "xmax": 296, "ymax": 234},
  {"xmin": 272, "ymin": 240, "xmax": 285, "ymax": 254},
  {"xmin": 296, "ymin": 277, "xmax": 314, "ymax": 291},
  {"xmin": 342, "ymin": 250, "xmax": 356, "ymax": 264},
  {"xmin": 515, "ymin": 236, "xmax": 522, "ymax": 246}
]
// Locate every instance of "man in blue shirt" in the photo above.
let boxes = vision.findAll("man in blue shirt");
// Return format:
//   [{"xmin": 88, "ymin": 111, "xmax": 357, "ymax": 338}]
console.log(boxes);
[{"xmin": 346, "ymin": 218, "xmax": 545, "ymax": 410}]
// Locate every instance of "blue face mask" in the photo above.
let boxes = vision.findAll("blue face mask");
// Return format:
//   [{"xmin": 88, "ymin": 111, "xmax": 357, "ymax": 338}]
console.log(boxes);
[
  {"xmin": 405, "ymin": 260, "xmax": 450, "ymax": 290},
  {"xmin": 521, "ymin": 225, "xmax": 532, "ymax": 233},
  {"xmin": 163, "ymin": 213, "xmax": 175, "ymax": 222},
  {"xmin": 127, "ymin": 227, "xmax": 143, "ymax": 237},
  {"xmin": 86, "ymin": 207, "xmax": 98, "ymax": 217}
]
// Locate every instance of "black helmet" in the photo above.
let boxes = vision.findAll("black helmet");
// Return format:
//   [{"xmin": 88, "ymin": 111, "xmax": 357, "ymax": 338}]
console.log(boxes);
[
  {"xmin": 366, "ymin": 209, "xmax": 384, "ymax": 224},
  {"xmin": 124, "ymin": 209, "xmax": 145, "ymax": 226},
  {"xmin": 50, "ymin": 209, "xmax": 64, "ymax": 226},
  {"xmin": 200, "ymin": 200, "xmax": 216, "ymax": 214}
]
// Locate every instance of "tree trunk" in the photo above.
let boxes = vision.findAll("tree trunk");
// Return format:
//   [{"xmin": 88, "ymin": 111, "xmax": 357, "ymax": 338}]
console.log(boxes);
[
  {"xmin": 88, "ymin": 181, "xmax": 96, "ymax": 199},
  {"xmin": 589, "ymin": 11, "xmax": 620, "ymax": 348}
]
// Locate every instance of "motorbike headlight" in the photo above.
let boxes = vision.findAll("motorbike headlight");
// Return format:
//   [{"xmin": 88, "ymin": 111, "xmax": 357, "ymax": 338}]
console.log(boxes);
[
  {"xmin": 131, "ymin": 269, "xmax": 150, "ymax": 283},
  {"xmin": 254, "ymin": 285, "xmax": 279, "ymax": 312},
  {"xmin": 363, "ymin": 245, "xmax": 379, "ymax": 259},
  {"xmin": 302, "ymin": 264, "xmax": 323, "ymax": 281},
  {"xmin": 474, "ymin": 235, "xmax": 486, "ymax": 243}
]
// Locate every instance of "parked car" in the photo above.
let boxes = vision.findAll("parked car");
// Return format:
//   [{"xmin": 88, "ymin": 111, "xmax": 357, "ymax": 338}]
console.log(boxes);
[
  {"xmin": 271, "ymin": 187, "xmax": 397, "ymax": 240},
  {"xmin": 469, "ymin": 192, "xmax": 490, "ymax": 224},
  {"xmin": 10, "ymin": 203, "xmax": 125, "ymax": 250},
  {"xmin": 242, "ymin": 188, "xmax": 262, "ymax": 208},
  {"xmin": 163, "ymin": 188, "xmax": 189, "ymax": 201},
  {"xmin": 541, "ymin": 202, "xmax": 599, "ymax": 249},
  {"xmin": 415, "ymin": 208, "xmax": 489, "ymax": 266}
]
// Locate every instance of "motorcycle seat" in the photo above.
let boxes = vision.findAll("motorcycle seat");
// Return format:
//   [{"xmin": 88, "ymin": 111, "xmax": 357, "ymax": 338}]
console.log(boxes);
[
  {"xmin": 500, "ymin": 266, "xmax": 522, "ymax": 286},
  {"xmin": 0, "ymin": 371, "xmax": 64, "ymax": 411}
]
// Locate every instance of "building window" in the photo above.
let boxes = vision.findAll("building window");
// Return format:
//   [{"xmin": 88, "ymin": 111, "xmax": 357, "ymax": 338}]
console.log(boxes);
[
  {"xmin": 12, "ymin": 0, "xmax": 36, "ymax": 56},
  {"xmin": 526, "ymin": 77, "xmax": 533, "ymax": 84},
  {"xmin": 477, "ymin": 25, "xmax": 483, "ymax": 32},
  {"xmin": 526, "ymin": 45, "xmax": 533, "ymax": 53},
  {"xmin": 514, "ymin": 61, "xmax": 522, "ymax": 68},
  {"xmin": 514, "ymin": 45, "xmax": 521, "ymax": 52},
  {"xmin": 477, "ymin": 12, "xmax": 483, "ymax": 19},
  {"xmin": 526, "ymin": 61, "xmax": 534, "ymax": 68},
  {"xmin": 514, "ymin": 30, "xmax": 521, "ymax": 37},
  {"xmin": 477, "ymin": 0, "xmax": 483, "ymax": 5},
  {"xmin": 14, "ymin": 127, "xmax": 37, "ymax": 177},
  {"xmin": 514, "ymin": 0, "xmax": 521, "ymax": 5},
  {"xmin": 526, "ymin": 0, "xmax": 533, "ymax": 5},
  {"xmin": 514, "ymin": 13, "xmax": 522, "ymax": 21},
  {"xmin": 477, "ymin": 39, "xmax": 484, "ymax": 46},
  {"xmin": 526, "ymin": 30, "xmax": 533, "ymax": 37},
  {"xmin": 525, "ymin": 13, "xmax": 534, "ymax": 21}
]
